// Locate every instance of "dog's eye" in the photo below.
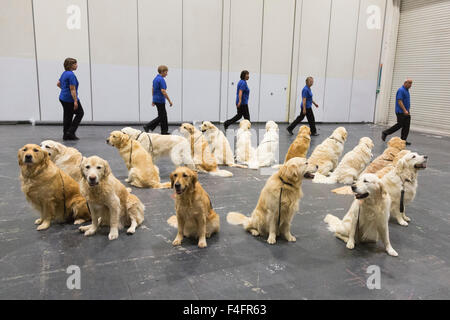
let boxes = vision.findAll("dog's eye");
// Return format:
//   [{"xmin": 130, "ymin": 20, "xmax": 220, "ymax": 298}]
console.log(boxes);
[
  {"xmin": 23, "ymin": 148, "xmax": 27, "ymax": 151},
  {"xmin": 412, "ymin": 155, "xmax": 416, "ymax": 158},
  {"xmin": 45, "ymin": 145, "xmax": 49, "ymax": 148},
  {"xmin": 33, "ymin": 149, "xmax": 39, "ymax": 153},
  {"xmin": 174, "ymin": 174, "xmax": 177, "ymax": 177},
  {"xmin": 97, "ymin": 166, "xmax": 101, "ymax": 170},
  {"xmin": 183, "ymin": 173, "xmax": 187, "ymax": 178},
  {"xmin": 364, "ymin": 179, "xmax": 368, "ymax": 183},
  {"xmin": 86, "ymin": 165, "xmax": 90, "ymax": 169}
]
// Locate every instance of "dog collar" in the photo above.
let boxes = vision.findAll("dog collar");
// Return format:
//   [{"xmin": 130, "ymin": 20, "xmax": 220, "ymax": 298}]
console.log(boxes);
[{"xmin": 279, "ymin": 176, "xmax": 294, "ymax": 187}]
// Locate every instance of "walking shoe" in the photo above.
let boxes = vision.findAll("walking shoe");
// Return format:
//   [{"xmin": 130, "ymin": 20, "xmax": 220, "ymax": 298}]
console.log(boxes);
[
  {"xmin": 381, "ymin": 132, "xmax": 387, "ymax": 141},
  {"xmin": 224, "ymin": 123, "xmax": 229, "ymax": 131},
  {"xmin": 405, "ymin": 141, "xmax": 411, "ymax": 146},
  {"xmin": 143, "ymin": 125, "xmax": 150, "ymax": 133},
  {"xmin": 286, "ymin": 128, "xmax": 293, "ymax": 135},
  {"xmin": 311, "ymin": 133, "xmax": 320, "ymax": 136}
]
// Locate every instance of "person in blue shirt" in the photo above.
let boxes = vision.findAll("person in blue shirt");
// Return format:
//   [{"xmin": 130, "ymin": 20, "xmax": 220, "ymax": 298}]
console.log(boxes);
[
  {"xmin": 382, "ymin": 79, "xmax": 412, "ymax": 145},
  {"xmin": 224, "ymin": 70, "xmax": 251, "ymax": 130},
  {"xmin": 57, "ymin": 57, "xmax": 84, "ymax": 140},
  {"xmin": 287, "ymin": 76, "xmax": 319, "ymax": 136},
  {"xmin": 144, "ymin": 65, "xmax": 173, "ymax": 135}
]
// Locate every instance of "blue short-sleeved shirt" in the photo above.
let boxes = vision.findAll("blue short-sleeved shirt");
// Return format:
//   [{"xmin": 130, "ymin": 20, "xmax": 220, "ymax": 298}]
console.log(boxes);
[
  {"xmin": 152, "ymin": 74, "xmax": 167, "ymax": 104},
  {"xmin": 59, "ymin": 71, "xmax": 79, "ymax": 102},
  {"xmin": 236, "ymin": 80, "xmax": 250, "ymax": 105},
  {"xmin": 301, "ymin": 85, "xmax": 313, "ymax": 109},
  {"xmin": 395, "ymin": 86, "xmax": 410, "ymax": 113}
]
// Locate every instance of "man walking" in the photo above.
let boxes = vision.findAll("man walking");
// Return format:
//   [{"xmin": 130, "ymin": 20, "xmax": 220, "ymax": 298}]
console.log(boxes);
[{"xmin": 382, "ymin": 79, "xmax": 413, "ymax": 145}]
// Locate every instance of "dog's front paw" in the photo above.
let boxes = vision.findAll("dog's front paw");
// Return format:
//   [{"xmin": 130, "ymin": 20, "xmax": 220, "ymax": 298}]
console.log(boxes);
[
  {"xmin": 126, "ymin": 226, "xmax": 136, "ymax": 234},
  {"xmin": 346, "ymin": 241, "xmax": 355, "ymax": 249},
  {"xmin": 34, "ymin": 218, "xmax": 42, "ymax": 225},
  {"xmin": 108, "ymin": 230, "xmax": 119, "ymax": 240},
  {"xmin": 267, "ymin": 235, "xmax": 276, "ymax": 245},
  {"xmin": 172, "ymin": 236, "xmax": 183, "ymax": 246},
  {"xmin": 84, "ymin": 227, "xmax": 97, "ymax": 236},
  {"xmin": 73, "ymin": 219, "xmax": 85, "ymax": 225},
  {"xmin": 198, "ymin": 240, "xmax": 207, "ymax": 248},
  {"xmin": 398, "ymin": 219, "xmax": 409, "ymax": 226},
  {"xmin": 387, "ymin": 247, "xmax": 398, "ymax": 257},
  {"xmin": 79, "ymin": 225, "xmax": 91, "ymax": 232},
  {"xmin": 403, "ymin": 215, "xmax": 411, "ymax": 222},
  {"xmin": 36, "ymin": 221, "xmax": 50, "ymax": 230},
  {"xmin": 250, "ymin": 229, "xmax": 260, "ymax": 237},
  {"xmin": 286, "ymin": 234, "xmax": 296, "ymax": 242},
  {"xmin": 125, "ymin": 178, "xmax": 130, "ymax": 182}
]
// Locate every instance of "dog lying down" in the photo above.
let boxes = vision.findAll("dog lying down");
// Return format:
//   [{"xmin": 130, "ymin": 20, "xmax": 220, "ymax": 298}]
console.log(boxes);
[
  {"xmin": 18, "ymin": 144, "xmax": 91, "ymax": 230},
  {"xmin": 324, "ymin": 173, "xmax": 398, "ymax": 256},
  {"xmin": 40, "ymin": 140, "xmax": 84, "ymax": 182},
  {"xmin": 107, "ymin": 131, "xmax": 170, "ymax": 188},
  {"xmin": 227, "ymin": 157, "xmax": 314, "ymax": 244},
  {"xmin": 79, "ymin": 156, "xmax": 145, "ymax": 240},
  {"xmin": 167, "ymin": 167, "xmax": 220, "ymax": 248}
]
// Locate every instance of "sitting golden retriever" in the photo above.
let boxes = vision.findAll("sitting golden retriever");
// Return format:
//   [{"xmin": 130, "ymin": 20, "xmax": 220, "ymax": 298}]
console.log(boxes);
[
  {"xmin": 324, "ymin": 173, "xmax": 398, "ymax": 256},
  {"xmin": 376, "ymin": 149, "xmax": 410, "ymax": 178},
  {"xmin": 285, "ymin": 125, "xmax": 311, "ymax": 162},
  {"xmin": 235, "ymin": 119, "xmax": 258, "ymax": 167},
  {"xmin": 40, "ymin": 140, "xmax": 83, "ymax": 182},
  {"xmin": 18, "ymin": 144, "xmax": 90, "ymax": 230},
  {"xmin": 227, "ymin": 157, "xmax": 313, "ymax": 244},
  {"xmin": 79, "ymin": 156, "xmax": 145, "ymax": 240},
  {"xmin": 362, "ymin": 136, "xmax": 406, "ymax": 174},
  {"xmin": 167, "ymin": 167, "xmax": 220, "ymax": 248},
  {"xmin": 179, "ymin": 123, "xmax": 232, "ymax": 177},
  {"xmin": 107, "ymin": 131, "xmax": 170, "ymax": 188},
  {"xmin": 307, "ymin": 127, "xmax": 348, "ymax": 175}
]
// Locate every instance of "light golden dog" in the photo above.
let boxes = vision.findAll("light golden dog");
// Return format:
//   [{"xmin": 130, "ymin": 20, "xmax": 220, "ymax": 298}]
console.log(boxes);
[
  {"xmin": 381, "ymin": 151, "xmax": 427, "ymax": 226},
  {"xmin": 167, "ymin": 167, "xmax": 220, "ymax": 248},
  {"xmin": 285, "ymin": 125, "xmax": 311, "ymax": 162},
  {"xmin": 235, "ymin": 119, "xmax": 257, "ymax": 167},
  {"xmin": 313, "ymin": 137, "xmax": 374, "ymax": 185},
  {"xmin": 307, "ymin": 127, "xmax": 348, "ymax": 175},
  {"xmin": 363, "ymin": 137, "xmax": 406, "ymax": 174},
  {"xmin": 40, "ymin": 140, "xmax": 83, "ymax": 182},
  {"xmin": 376, "ymin": 149, "xmax": 410, "ymax": 178},
  {"xmin": 18, "ymin": 144, "xmax": 90, "ymax": 230},
  {"xmin": 227, "ymin": 157, "xmax": 313, "ymax": 244},
  {"xmin": 107, "ymin": 131, "xmax": 170, "ymax": 188},
  {"xmin": 179, "ymin": 123, "xmax": 233, "ymax": 177},
  {"xmin": 78, "ymin": 156, "xmax": 145, "ymax": 240},
  {"xmin": 254, "ymin": 120, "xmax": 279, "ymax": 168},
  {"xmin": 324, "ymin": 173, "xmax": 398, "ymax": 256}
]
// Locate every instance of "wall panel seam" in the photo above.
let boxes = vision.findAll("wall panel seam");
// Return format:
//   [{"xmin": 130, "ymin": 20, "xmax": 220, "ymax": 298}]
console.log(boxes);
[
  {"xmin": 348, "ymin": 0, "xmax": 361, "ymax": 122},
  {"xmin": 31, "ymin": 0, "xmax": 42, "ymax": 121}
]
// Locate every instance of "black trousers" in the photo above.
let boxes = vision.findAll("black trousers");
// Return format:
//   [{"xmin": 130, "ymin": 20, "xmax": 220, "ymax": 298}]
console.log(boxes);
[
  {"xmin": 224, "ymin": 104, "xmax": 250, "ymax": 127},
  {"xmin": 287, "ymin": 108, "xmax": 317, "ymax": 135},
  {"xmin": 383, "ymin": 113, "xmax": 411, "ymax": 140},
  {"xmin": 60, "ymin": 99, "xmax": 84, "ymax": 135},
  {"xmin": 146, "ymin": 103, "xmax": 168, "ymax": 134}
]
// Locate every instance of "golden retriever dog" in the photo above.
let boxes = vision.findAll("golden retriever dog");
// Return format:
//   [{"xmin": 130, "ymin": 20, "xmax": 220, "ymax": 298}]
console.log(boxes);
[
  {"xmin": 381, "ymin": 151, "xmax": 427, "ymax": 226},
  {"xmin": 179, "ymin": 123, "xmax": 233, "ymax": 177},
  {"xmin": 253, "ymin": 120, "xmax": 279, "ymax": 168},
  {"xmin": 200, "ymin": 121, "xmax": 245, "ymax": 168},
  {"xmin": 376, "ymin": 149, "xmax": 410, "ymax": 178},
  {"xmin": 285, "ymin": 125, "xmax": 311, "ymax": 162},
  {"xmin": 235, "ymin": 119, "xmax": 258, "ymax": 167},
  {"xmin": 324, "ymin": 173, "xmax": 398, "ymax": 256},
  {"xmin": 227, "ymin": 157, "xmax": 313, "ymax": 244},
  {"xmin": 362, "ymin": 137, "xmax": 406, "ymax": 174},
  {"xmin": 307, "ymin": 127, "xmax": 348, "ymax": 175},
  {"xmin": 40, "ymin": 140, "xmax": 83, "ymax": 182},
  {"xmin": 120, "ymin": 127, "xmax": 196, "ymax": 170},
  {"xmin": 167, "ymin": 167, "xmax": 220, "ymax": 248},
  {"xmin": 78, "ymin": 156, "xmax": 145, "ymax": 240},
  {"xmin": 18, "ymin": 144, "xmax": 90, "ymax": 230},
  {"xmin": 313, "ymin": 137, "xmax": 374, "ymax": 184},
  {"xmin": 107, "ymin": 131, "xmax": 170, "ymax": 188}
]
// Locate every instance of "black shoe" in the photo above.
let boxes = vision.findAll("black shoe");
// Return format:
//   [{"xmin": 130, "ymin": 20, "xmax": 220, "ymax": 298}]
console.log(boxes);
[
  {"xmin": 381, "ymin": 132, "xmax": 387, "ymax": 141},
  {"xmin": 161, "ymin": 132, "xmax": 170, "ymax": 135},
  {"xmin": 287, "ymin": 128, "xmax": 293, "ymax": 135},
  {"xmin": 224, "ymin": 123, "xmax": 229, "ymax": 131},
  {"xmin": 64, "ymin": 133, "xmax": 78, "ymax": 141},
  {"xmin": 311, "ymin": 133, "xmax": 319, "ymax": 136},
  {"xmin": 405, "ymin": 141, "xmax": 411, "ymax": 146},
  {"xmin": 143, "ymin": 125, "xmax": 150, "ymax": 133}
]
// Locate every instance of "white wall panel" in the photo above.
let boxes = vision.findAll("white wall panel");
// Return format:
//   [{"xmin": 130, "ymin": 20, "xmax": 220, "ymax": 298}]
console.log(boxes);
[
  {"xmin": 33, "ymin": 0, "xmax": 92, "ymax": 121},
  {"xmin": 0, "ymin": 0, "xmax": 39, "ymax": 121},
  {"xmin": 349, "ymin": 0, "xmax": 386, "ymax": 122},
  {"xmin": 182, "ymin": 0, "xmax": 223, "ymax": 122},
  {"xmin": 226, "ymin": 0, "xmax": 263, "ymax": 122},
  {"xmin": 138, "ymin": 0, "xmax": 182, "ymax": 124},
  {"xmin": 88, "ymin": 0, "xmax": 138, "ymax": 121},
  {"xmin": 296, "ymin": 0, "xmax": 332, "ymax": 122},
  {"xmin": 323, "ymin": 0, "xmax": 360, "ymax": 122},
  {"xmin": 258, "ymin": 0, "xmax": 295, "ymax": 122}
]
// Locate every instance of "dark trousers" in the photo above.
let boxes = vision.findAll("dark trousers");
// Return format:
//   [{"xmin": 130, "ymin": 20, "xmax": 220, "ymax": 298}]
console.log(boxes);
[
  {"xmin": 60, "ymin": 99, "xmax": 84, "ymax": 135},
  {"xmin": 287, "ymin": 108, "xmax": 317, "ymax": 134},
  {"xmin": 383, "ymin": 113, "xmax": 411, "ymax": 140},
  {"xmin": 146, "ymin": 103, "xmax": 168, "ymax": 134},
  {"xmin": 224, "ymin": 104, "xmax": 250, "ymax": 127}
]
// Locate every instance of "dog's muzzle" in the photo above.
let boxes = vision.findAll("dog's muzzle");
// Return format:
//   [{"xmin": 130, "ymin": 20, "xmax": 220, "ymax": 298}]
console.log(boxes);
[
  {"xmin": 355, "ymin": 192, "xmax": 369, "ymax": 199},
  {"xmin": 24, "ymin": 154, "xmax": 33, "ymax": 163},
  {"xmin": 415, "ymin": 156, "xmax": 428, "ymax": 169},
  {"xmin": 174, "ymin": 183, "xmax": 183, "ymax": 195},
  {"xmin": 88, "ymin": 176, "xmax": 98, "ymax": 186},
  {"xmin": 304, "ymin": 172, "xmax": 314, "ymax": 179}
]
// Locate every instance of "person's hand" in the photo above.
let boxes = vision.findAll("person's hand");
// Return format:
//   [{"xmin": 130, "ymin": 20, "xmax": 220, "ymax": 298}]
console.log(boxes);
[
  {"xmin": 169, "ymin": 101, "xmax": 173, "ymax": 107},
  {"xmin": 237, "ymin": 102, "xmax": 241, "ymax": 108},
  {"xmin": 152, "ymin": 102, "xmax": 156, "ymax": 106},
  {"xmin": 404, "ymin": 110, "xmax": 409, "ymax": 115},
  {"xmin": 302, "ymin": 108, "xmax": 306, "ymax": 115},
  {"xmin": 74, "ymin": 100, "xmax": 78, "ymax": 110},
  {"xmin": 314, "ymin": 103, "xmax": 319, "ymax": 108}
]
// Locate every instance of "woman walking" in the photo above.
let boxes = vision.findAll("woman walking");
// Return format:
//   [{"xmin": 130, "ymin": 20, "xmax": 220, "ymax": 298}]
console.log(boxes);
[
  {"xmin": 57, "ymin": 57, "xmax": 84, "ymax": 140},
  {"xmin": 224, "ymin": 70, "xmax": 250, "ymax": 130}
]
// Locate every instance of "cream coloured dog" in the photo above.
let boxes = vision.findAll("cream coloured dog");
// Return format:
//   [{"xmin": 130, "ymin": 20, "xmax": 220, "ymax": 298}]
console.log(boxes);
[
  {"xmin": 324, "ymin": 173, "xmax": 398, "ymax": 256},
  {"xmin": 227, "ymin": 157, "xmax": 313, "ymax": 244},
  {"xmin": 107, "ymin": 131, "xmax": 170, "ymax": 188},
  {"xmin": 40, "ymin": 140, "xmax": 83, "ymax": 182},
  {"xmin": 79, "ymin": 156, "xmax": 145, "ymax": 240},
  {"xmin": 120, "ymin": 127, "xmax": 195, "ymax": 170},
  {"xmin": 307, "ymin": 127, "xmax": 348, "ymax": 175},
  {"xmin": 313, "ymin": 137, "xmax": 374, "ymax": 184},
  {"xmin": 253, "ymin": 120, "xmax": 279, "ymax": 169},
  {"xmin": 235, "ymin": 119, "xmax": 258, "ymax": 167},
  {"xmin": 381, "ymin": 151, "xmax": 427, "ymax": 226},
  {"xmin": 179, "ymin": 123, "xmax": 233, "ymax": 177}
]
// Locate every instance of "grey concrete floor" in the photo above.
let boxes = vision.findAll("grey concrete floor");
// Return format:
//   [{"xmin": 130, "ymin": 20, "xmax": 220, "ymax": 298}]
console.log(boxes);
[{"xmin": 0, "ymin": 122, "xmax": 449, "ymax": 300}]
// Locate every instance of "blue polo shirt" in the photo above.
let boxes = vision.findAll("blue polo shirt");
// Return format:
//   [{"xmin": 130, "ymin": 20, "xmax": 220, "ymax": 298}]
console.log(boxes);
[
  {"xmin": 395, "ymin": 85, "xmax": 410, "ymax": 113},
  {"xmin": 59, "ymin": 71, "xmax": 78, "ymax": 102},
  {"xmin": 301, "ymin": 85, "xmax": 313, "ymax": 109},
  {"xmin": 152, "ymin": 74, "xmax": 167, "ymax": 104},
  {"xmin": 236, "ymin": 80, "xmax": 250, "ymax": 105}
]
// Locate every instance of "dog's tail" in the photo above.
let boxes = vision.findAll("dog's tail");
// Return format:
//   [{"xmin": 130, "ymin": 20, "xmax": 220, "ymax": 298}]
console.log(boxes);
[
  {"xmin": 331, "ymin": 186, "xmax": 353, "ymax": 195},
  {"xmin": 167, "ymin": 215, "xmax": 178, "ymax": 228},
  {"xmin": 312, "ymin": 173, "xmax": 337, "ymax": 184},
  {"xmin": 154, "ymin": 181, "xmax": 171, "ymax": 189},
  {"xmin": 226, "ymin": 212, "xmax": 250, "ymax": 226},
  {"xmin": 209, "ymin": 169, "xmax": 233, "ymax": 177},
  {"xmin": 271, "ymin": 164, "xmax": 283, "ymax": 169},
  {"xmin": 229, "ymin": 163, "xmax": 248, "ymax": 168},
  {"xmin": 324, "ymin": 214, "xmax": 342, "ymax": 233}
]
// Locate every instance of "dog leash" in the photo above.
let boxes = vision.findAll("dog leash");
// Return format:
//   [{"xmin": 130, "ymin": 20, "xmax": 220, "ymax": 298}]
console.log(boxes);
[
  {"xmin": 278, "ymin": 177, "xmax": 294, "ymax": 230},
  {"xmin": 400, "ymin": 178, "xmax": 411, "ymax": 213},
  {"xmin": 58, "ymin": 171, "xmax": 67, "ymax": 218},
  {"xmin": 128, "ymin": 140, "xmax": 133, "ymax": 167},
  {"xmin": 355, "ymin": 203, "xmax": 361, "ymax": 243}
]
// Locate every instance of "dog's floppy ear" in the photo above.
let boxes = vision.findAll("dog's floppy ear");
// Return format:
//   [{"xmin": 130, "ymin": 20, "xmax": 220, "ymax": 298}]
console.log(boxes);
[
  {"xmin": 42, "ymin": 148, "xmax": 50, "ymax": 165},
  {"xmin": 17, "ymin": 148, "xmax": 24, "ymax": 166},
  {"xmin": 190, "ymin": 170, "xmax": 198, "ymax": 187},
  {"xmin": 80, "ymin": 157, "xmax": 87, "ymax": 179},
  {"xmin": 103, "ymin": 159, "xmax": 112, "ymax": 177},
  {"xmin": 170, "ymin": 171, "xmax": 175, "ymax": 189}
]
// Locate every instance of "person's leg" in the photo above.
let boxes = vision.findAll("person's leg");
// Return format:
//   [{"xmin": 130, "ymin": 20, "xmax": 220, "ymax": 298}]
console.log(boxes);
[
  {"xmin": 158, "ymin": 103, "xmax": 169, "ymax": 134},
  {"xmin": 287, "ymin": 112, "xmax": 306, "ymax": 133},
  {"xmin": 242, "ymin": 104, "xmax": 250, "ymax": 121},
  {"xmin": 68, "ymin": 100, "xmax": 84, "ymax": 136},
  {"xmin": 224, "ymin": 106, "xmax": 244, "ymax": 129},
  {"xmin": 146, "ymin": 105, "xmax": 162, "ymax": 131},
  {"xmin": 60, "ymin": 99, "xmax": 74, "ymax": 138},
  {"xmin": 305, "ymin": 108, "xmax": 317, "ymax": 135},
  {"xmin": 401, "ymin": 114, "xmax": 411, "ymax": 141},
  {"xmin": 383, "ymin": 113, "xmax": 403, "ymax": 137}
]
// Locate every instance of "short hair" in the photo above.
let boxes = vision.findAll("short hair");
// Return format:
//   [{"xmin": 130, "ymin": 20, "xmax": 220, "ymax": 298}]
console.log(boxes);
[
  {"xmin": 158, "ymin": 65, "xmax": 168, "ymax": 74},
  {"xmin": 305, "ymin": 76, "xmax": 313, "ymax": 84},
  {"xmin": 404, "ymin": 78, "xmax": 413, "ymax": 84},
  {"xmin": 240, "ymin": 70, "xmax": 249, "ymax": 80},
  {"xmin": 64, "ymin": 58, "xmax": 77, "ymax": 71}
]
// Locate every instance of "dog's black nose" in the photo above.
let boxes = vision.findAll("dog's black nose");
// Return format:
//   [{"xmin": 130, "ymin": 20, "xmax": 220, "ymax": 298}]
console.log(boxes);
[
  {"xmin": 106, "ymin": 139, "xmax": 109, "ymax": 143},
  {"xmin": 424, "ymin": 155, "xmax": 428, "ymax": 159},
  {"xmin": 174, "ymin": 183, "xmax": 181, "ymax": 188},
  {"xmin": 89, "ymin": 176, "xmax": 96, "ymax": 182},
  {"xmin": 351, "ymin": 184, "xmax": 356, "ymax": 191},
  {"xmin": 25, "ymin": 154, "xmax": 32, "ymax": 160}
]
